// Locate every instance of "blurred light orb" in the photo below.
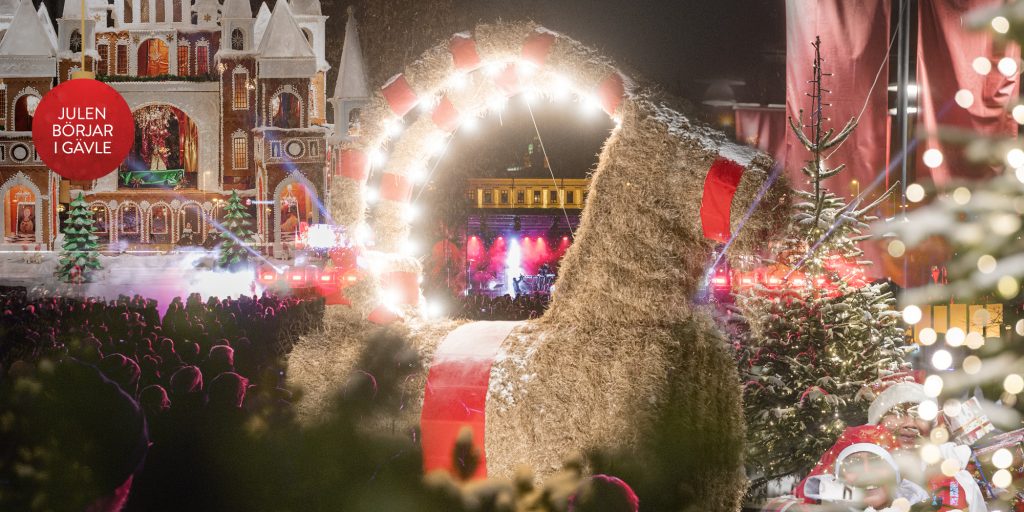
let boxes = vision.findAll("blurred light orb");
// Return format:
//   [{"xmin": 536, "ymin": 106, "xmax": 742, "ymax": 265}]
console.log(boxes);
[
  {"xmin": 943, "ymin": 398, "xmax": 962, "ymax": 417},
  {"xmin": 993, "ymin": 16, "xmax": 1011, "ymax": 34},
  {"xmin": 963, "ymin": 355, "xmax": 982, "ymax": 375},
  {"xmin": 921, "ymin": 443, "xmax": 942, "ymax": 464},
  {"xmin": 965, "ymin": 332, "xmax": 985, "ymax": 350},
  {"xmin": 993, "ymin": 448, "xmax": 1014, "ymax": 469},
  {"xmin": 1005, "ymin": 373, "xmax": 1024, "ymax": 394},
  {"xmin": 946, "ymin": 327, "xmax": 966, "ymax": 347},
  {"xmin": 919, "ymin": 327, "xmax": 938, "ymax": 346},
  {"xmin": 1016, "ymin": 166, "xmax": 1024, "ymax": 184},
  {"xmin": 998, "ymin": 57, "xmax": 1019, "ymax": 77},
  {"xmin": 1015, "ymin": 104, "xmax": 1024, "ymax": 124},
  {"xmin": 888, "ymin": 240, "xmax": 906, "ymax": 258},
  {"xmin": 930, "ymin": 426, "xmax": 950, "ymax": 444},
  {"xmin": 991, "ymin": 213, "xmax": 1022, "ymax": 235},
  {"xmin": 1009, "ymin": 148, "xmax": 1024, "ymax": 168},
  {"xmin": 907, "ymin": 183, "xmax": 927, "ymax": 202},
  {"xmin": 977, "ymin": 254, "xmax": 998, "ymax": 274},
  {"xmin": 932, "ymin": 349, "xmax": 953, "ymax": 370},
  {"xmin": 923, "ymin": 149, "xmax": 944, "ymax": 169},
  {"xmin": 952, "ymin": 186, "xmax": 972, "ymax": 205},
  {"xmin": 955, "ymin": 89, "xmax": 975, "ymax": 108},
  {"xmin": 993, "ymin": 469, "xmax": 1013, "ymax": 489},
  {"xmin": 940, "ymin": 457, "xmax": 961, "ymax": 477},
  {"xmin": 924, "ymin": 374, "xmax": 944, "ymax": 397},
  {"xmin": 998, "ymin": 275, "xmax": 1020, "ymax": 299},
  {"xmin": 918, "ymin": 399, "xmax": 939, "ymax": 421},
  {"xmin": 903, "ymin": 305, "xmax": 923, "ymax": 325},
  {"xmin": 974, "ymin": 56, "xmax": 993, "ymax": 75}
]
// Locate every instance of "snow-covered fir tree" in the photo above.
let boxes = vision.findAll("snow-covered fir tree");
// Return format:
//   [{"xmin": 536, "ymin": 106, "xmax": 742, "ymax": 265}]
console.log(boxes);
[
  {"xmin": 55, "ymin": 193, "xmax": 102, "ymax": 284},
  {"xmin": 217, "ymin": 191, "xmax": 256, "ymax": 269},
  {"xmin": 734, "ymin": 37, "xmax": 912, "ymax": 491}
]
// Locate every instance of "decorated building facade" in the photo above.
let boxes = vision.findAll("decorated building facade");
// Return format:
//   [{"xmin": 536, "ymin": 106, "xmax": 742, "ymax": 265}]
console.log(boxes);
[{"xmin": 0, "ymin": 0, "xmax": 365, "ymax": 255}]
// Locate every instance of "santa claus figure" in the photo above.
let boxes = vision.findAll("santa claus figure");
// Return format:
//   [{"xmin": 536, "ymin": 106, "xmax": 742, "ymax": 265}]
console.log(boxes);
[{"xmin": 867, "ymin": 380, "xmax": 933, "ymax": 450}]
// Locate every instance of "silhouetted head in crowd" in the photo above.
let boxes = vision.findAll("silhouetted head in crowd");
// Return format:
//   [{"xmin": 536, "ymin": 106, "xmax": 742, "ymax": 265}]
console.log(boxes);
[
  {"xmin": 208, "ymin": 372, "xmax": 249, "ymax": 409},
  {"xmin": 139, "ymin": 384, "xmax": 171, "ymax": 416},
  {"xmin": 169, "ymin": 365, "xmax": 205, "ymax": 409},
  {"xmin": 98, "ymin": 353, "xmax": 141, "ymax": 396},
  {"xmin": 205, "ymin": 345, "xmax": 235, "ymax": 376}
]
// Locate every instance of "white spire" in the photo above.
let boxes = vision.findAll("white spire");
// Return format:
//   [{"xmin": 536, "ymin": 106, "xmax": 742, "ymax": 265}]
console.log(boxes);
[
  {"xmin": 289, "ymin": 0, "xmax": 320, "ymax": 16},
  {"xmin": 222, "ymin": 0, "xmax": 252, "ymax": 20},
  {"xmin": 253, "ymin": 2, "xmax": 270, "ymax": 46},
  {"xmin": 257, "ymin": 0, "xmax": 313, "ymax": 59},
  {"xmin": 0, "ymin": 0, "xmax": 56, "ymax": 57},
  {"xmin": 332, "ymin": 6, "xmax": 368, "ymax": 100},
  {"xmin": 37, "ymin": 3, "xmax": 57, "ymax": 51}
]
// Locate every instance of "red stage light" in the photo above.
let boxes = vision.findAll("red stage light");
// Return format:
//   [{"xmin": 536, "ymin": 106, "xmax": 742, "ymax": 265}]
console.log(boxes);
[
  {"xmin": 346, "ymin": 274, "xmax": 357, "ymax": 283},
  {"xmin": 741, "ymin": 277, "xmax": 753, "ymax": 285},
  {"xmin": 320, "ymin": 275, "xmax": 332, "ymax": 283},
  {"xmin": 261, "ymin": 273, "xmax": 275, "ymax": 281},
  {"xmin": 793, "ymin": 278, "xmax": 806, "ymax": 287},
  {"xmin": 768, "ymin": 277, "xmax": 781, "ymax": 286},
  {"xmin": 712, "ymin": 276, "xmax": 728, "ymax": 286},
  {"xmin": 291, "ymin": 275, "xmax": 303, "ymax": 282}
]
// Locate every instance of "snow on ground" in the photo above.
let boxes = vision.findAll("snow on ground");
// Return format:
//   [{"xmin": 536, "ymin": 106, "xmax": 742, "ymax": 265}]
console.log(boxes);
[{"xmin": 0, "ymin": 250, "xmax": 276, "ymax": 317}]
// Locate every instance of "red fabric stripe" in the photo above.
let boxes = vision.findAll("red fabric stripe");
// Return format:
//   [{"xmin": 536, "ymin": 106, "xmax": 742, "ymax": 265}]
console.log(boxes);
[
  {"xmin": 700, "ymin": 157, "xmax": 745, "ymax": 243},
  {"xmin": 432, "ymin": 95, "xmax": 461, "ymax": 133},
  {"xmin": 381, "ymin": 271, "xmax": 419, "ymax": 306},
  {"xmin": 379, "ymin": 173, "xmax": 413, "ymax": 203},
  {"xmin": 449, "ymin": 35, "xmax": 481, "ymax": 70},
  {"xmin": 337, "ymin": 149, "xmax": 370, "ymax": 182},
  {"xmin": 494, "ymin": 63, "xmax": 521, "ymax": 96},
  {"xmin": 381, "ymin": 74, "xmax": 419, "ymax": 117},
  {"xmin": 596, "ymin": 73, "xmax": 625, "ymax": 116},
  {"xmin": 521, "ymin": 31, "xmax": 556, "ymax": 66},
  {"xmin": 420, "ymin": 321, "xmax": 520, "ymax": 479}
]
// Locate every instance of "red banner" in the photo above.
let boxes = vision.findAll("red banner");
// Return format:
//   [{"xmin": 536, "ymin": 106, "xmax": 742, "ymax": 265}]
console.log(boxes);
[
  {"xmin": 917, "ymin": 0, "xmax": 1020, "ymax": 184},
  {"xmin": 785, "ymin": 0, "xmax": 891, "ymax": 201},
  {"xmin": 735, "ymin": 106, "xmax": 787, "ymax": 163}
]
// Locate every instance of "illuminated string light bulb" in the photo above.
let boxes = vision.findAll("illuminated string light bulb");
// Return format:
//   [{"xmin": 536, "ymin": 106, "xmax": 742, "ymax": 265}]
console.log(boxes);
[
  {"xmin": 954, "ymin": 89, "xmax": 974, "ymax": 108},
  {"xmin": 448, "ymin": 72, "xmax": 468, "ymax": 90},
  {"xmin": 487, "ymin": 94, "xmax": 508, "ymax": 112},
  {"xmin": 963, "ymin": 355, "xmax": 982, "ymax": 375},
  {"xmin": 952, "ymin": 186, "xmax": 971, "ymax": 205},
  {"xmin": 1004, "ymin": 373, "xmax": 1024, "ymax": 394},
  {"xmin": 998, "ymin": 275, "xmax": 1020, "ymax": 299},
  {"xmin": 517, "ymin": 60, "xmax": 538, "ymax": 77},
  {"xmin": 973, "ymin": 56, "xmax": 993, "ymax": 75},
  {"xmin": 918, "ymin": 399, "xmax": 938, "ymax": 421},
  {"xmin": 409, "ymin": 165, "xmax": 427, "ymax": 184},
  {"xmin": 902, "ymin": 305, "xmax": 923, "ymax": 325},
  {"xmin": 923, "ymin": 374, "xmax": 943, "ymax": 397},
  {"xmin": 931, "ymin": 349, "xmax": 953, "ymax": 370},
  {"xmin": 552, "ymin": 74, "xmax": 573, "ymax": 100},
  {"xmin": 581, "ymin": 94, "xmax": 603, "ymax": 112},
  {"xmin": 993, "ymin": 448, "xmax": 1014, "ymax": 469},
  {"xmin": 364, "ymin": 187, "xmax": 379, "ymax": 204},
  {"xmin": 945, "ymin": 327, "xmax": 965, "ymax": 347},
  {"xmin": 998, "ymin": 57, "xmax": 1018, "ymax": 77},
  {"xmin": 403, "ymin": 204, "xmax": 420, "ymax": 222},
  {"xmin": 993, "ymin": 469, "xmax": 1013, "ymax": 488},
  {"xmin": 923, "ymin": 149, "xmax": 944, "ymax": 168},
  {"xmin": 992, "ymin": 16, "xmax": 1010, "ymax": 34},
  {"xmin": 384, "ymin": 118, "xmax": 403, "ymax": 137},
  {"xmin": 400, "ymin": 240, "xmax": 419, "ymax": 256},
  {"xmin": 919, "ymin": 327, "xmax": 937, "ymax": 346},
  {"xmin": 906, "ymin": 183, "xmax": 926, "ymax": 202},
  {"xmin": 977, "ymin": 254, "xmax": 997, "ymax": 274},
  {"xmin": 460, "ymin": 116, "xmax": 478, "ymax": 132},
  {"xmin": 888, "ymin": 240, "xmax": 906, "ymax": 257},
  {"xmin": 483, "ymin": 61, "xmax": 503, "ymax": 76},
  {"xmin": 369, "ymin": 149, "xmax": 386, "ymax": 167},
  {"xmin": 427, "ymin": 134, "xmax": 447, "ymax": 155}
]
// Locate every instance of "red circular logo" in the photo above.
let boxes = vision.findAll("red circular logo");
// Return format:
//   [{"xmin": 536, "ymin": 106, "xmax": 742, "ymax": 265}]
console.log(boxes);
[{"xmin": 32, "ymin": 79, "xmax": 134, "ymax": 181}]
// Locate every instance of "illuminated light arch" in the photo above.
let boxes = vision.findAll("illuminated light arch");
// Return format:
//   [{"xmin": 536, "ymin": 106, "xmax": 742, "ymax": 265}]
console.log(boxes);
[{"xmin": 329, "ymin": 22, "xmax": 786, "ymax": 323}]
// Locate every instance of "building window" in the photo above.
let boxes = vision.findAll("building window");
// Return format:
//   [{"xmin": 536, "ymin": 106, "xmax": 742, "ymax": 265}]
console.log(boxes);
[
  {"xmin": 116, "ymin": 44, "xmax": 128, "ymax": 74},
  {"xmin": 483, "ymin": 191, "xmax": 492, "ymax": 204},
  {"xmin": 195, "ymin": 45, "xmax": 209, "ymax": 74},
  {"xmin": 155, "ymin": 0, "xmax": 165, "ymax": 22},
  {"xmin": 140, "ymin": 0, "xmax": 149, "ymax": 22},
  {"xmin": 516, "ymin": 191, "xmax": 525, "ymax": 204},
  {"xmin": 172, "ymin": 0, "xmax": 181, "ymax": 22},
  {"xmin": 302, "ymin": 28, "xmax": 313, "ymax": 45},
  {"xmin": 177, "ymin": 44, "xmax": 189, "ymax": 75},
  {"xmin": 566, "ymin": 191, "xmax": 575, "ymax": 204},
  {"xmin": 532, "ymin": 190, "xmax": 540, "ymax": 204},
  {"xmin": 231, "ymin": 28, "xmax": 244, "ymax": 50},
  {"xmin": 270, "ymin": 141, "xmax": 282, "ymax": 158},
  {"xmin": 69, "ymin": 30, "xmax": 82, "ymax": 53},
  {"xmin": 308, "ymin": 141, "xmax": 319, "ymax": 157},
  {"xmin": 500, "ymin": 191, "xmax": 509, "ymax": 204},
  {"xmin": 97, "ymin": 43, "xmax": 109, "ymax": 75},
  {"xmin": 549, "ymin": 190, "xmax": 557, "ymax": 202},
  {"xmin": 232, "ymin": 134, "xmax": 247, "ymax": 169},
  {"xmin": 123, "ymin": 0, "xmax": 133, "ymax": 23},
  {"xmin": 0, "ymin": 89, "xmax": 7, "ymax": 124},
  {"xmin": 232, "ymin": 70, "xmax": 248, "ymax": 109}
]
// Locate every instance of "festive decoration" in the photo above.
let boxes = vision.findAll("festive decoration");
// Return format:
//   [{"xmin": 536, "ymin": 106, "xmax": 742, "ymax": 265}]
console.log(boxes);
[
  {"xmin": 734, "ymin": 37, "xmax": 910, "ymax": 493},
  {"xmin": 216, "ymin": 191, "xmax": 256, "ymax": 270},
  {"xmin": 55, "ymin": 193, "xmax": 102, "ymax": 283}
]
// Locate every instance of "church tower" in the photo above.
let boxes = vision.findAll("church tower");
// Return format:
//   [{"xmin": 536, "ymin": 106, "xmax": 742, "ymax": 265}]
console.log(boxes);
[
  {"xmin": 221, "ymin": 0, "xmax": 255, "ymax": 52},
  {"xmin": 289, "ymin": 0, "xmax": 327, "ymax": 125},
  {"xmin": 329, "ymin": 7, "xmax": 369, "ymax": 143},
  {"xmin": 218, "ymin": 0, "xmax": 257, "ymax": 189},
  {"xmin": 57, "ymin": 0, "xmax": 97, "ymax": 81}
]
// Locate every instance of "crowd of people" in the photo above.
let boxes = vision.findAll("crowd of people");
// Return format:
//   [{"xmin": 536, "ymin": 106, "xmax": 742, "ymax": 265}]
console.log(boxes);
[
  {"xmin": 0, "ymin": 290, "xmax": 325, "ymax": 511},
  {"xmin": 453, "ymin": 292, "xmax": 550, "ymax": 320}
]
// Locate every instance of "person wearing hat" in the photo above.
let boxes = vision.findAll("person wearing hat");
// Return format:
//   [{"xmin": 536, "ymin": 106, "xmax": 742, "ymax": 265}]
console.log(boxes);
[
  {"xmin": 797, "ymin": 425, "xmax": 930, "ymax": 510},
  {"xmin": 867, "ymin": 381, "xmax": 934, "ymax": 450}
]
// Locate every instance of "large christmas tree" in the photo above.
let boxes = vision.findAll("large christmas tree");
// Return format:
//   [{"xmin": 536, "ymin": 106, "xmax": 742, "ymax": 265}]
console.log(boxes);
[
  {"xmin": 734, "ymin": 37, "xmax": 911, "ymax": 491},
  {"xmin": 217, "ymin": 190, "xmax": 255, "ymax": 269},
  {"xmin": 56, "ymin": 192, "xmax": 102, "ymax": 284}
]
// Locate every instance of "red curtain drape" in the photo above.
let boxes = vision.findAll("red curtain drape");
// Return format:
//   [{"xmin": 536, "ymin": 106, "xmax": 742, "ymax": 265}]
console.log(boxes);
[
  {"xmin": 785, "ymin": 0, "xmax": 891, "ymax": 201},
  {"xmin": 735, "ymin": 106, "xmax": 787, "ymax": 163},
  {"xmin": 917, "ymin": 0, "xmax": 1019, "ymax": 184}
]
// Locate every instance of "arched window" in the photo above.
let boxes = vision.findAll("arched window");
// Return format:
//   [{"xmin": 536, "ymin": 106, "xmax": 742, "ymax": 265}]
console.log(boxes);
[
  {"xmin": 302, "ymin": 28, "xmax": 313, "ymax": 46},
  {"xmin": 271, "ymin": 92, "xmax": 301, "ymax": 128},
  {"xmin": 155, "ymin": 0, "xmax": 165, "ymax": 22},
  {"xmin": 347, "ymin": 107, "xmax": 361, "ymax": 136},
  {"xmin": 123, "ymin": 0, "xmax": 133, "ymax": 23},
  {"xmin": 232, "ymin": 133, "xmax": 247, "ymax": 169},
  {"xmin": 231, "ymin": 28, "xmax": 244, "ymax": 51},
  {"xmin": 14, "ymin": 95, "xmax": 39, "ymax": 131},
  {"xmin": 69, "ymin": 30, "xmax": 82, "ymax": 53},
  {"xmin": 172, "ymin": 0, "xmax": 181, "ymax": 22}
]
